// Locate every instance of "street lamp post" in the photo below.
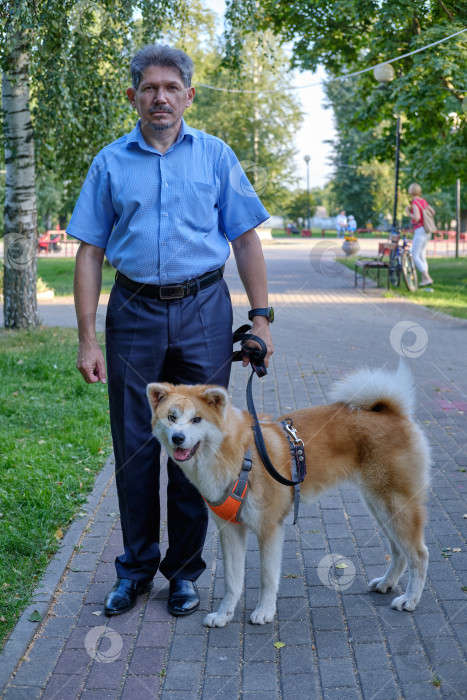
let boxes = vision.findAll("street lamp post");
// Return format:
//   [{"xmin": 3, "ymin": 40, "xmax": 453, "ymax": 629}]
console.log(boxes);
[
  {"xmin": 304, "ymin": 155, "xmax": 311, "ymax": 230},
  {"xmin": 373, "ymin": 64, "xmax": 400, "ymax": 233}
]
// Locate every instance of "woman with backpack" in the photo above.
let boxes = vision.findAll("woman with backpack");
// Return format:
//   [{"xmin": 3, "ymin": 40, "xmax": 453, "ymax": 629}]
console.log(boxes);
[{"xmin": 404, "ymin": 183, "xmax": 435, "ymax": 287}]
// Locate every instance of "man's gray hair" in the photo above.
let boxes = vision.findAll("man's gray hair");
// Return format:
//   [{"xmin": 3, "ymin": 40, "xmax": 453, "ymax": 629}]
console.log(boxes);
[{"xmin": 130, "ymin": 44, "xmax": 194, "ymax": 89}]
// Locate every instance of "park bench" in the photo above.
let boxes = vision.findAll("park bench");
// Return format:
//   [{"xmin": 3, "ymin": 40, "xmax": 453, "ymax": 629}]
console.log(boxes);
[{"xmin": 354, "ymin": 242, "xmax": 395, "ymax": 292}]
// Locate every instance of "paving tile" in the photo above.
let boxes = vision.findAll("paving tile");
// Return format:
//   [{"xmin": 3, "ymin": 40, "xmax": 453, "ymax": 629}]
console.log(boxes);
[
  {"xmin": 358, "ymin": 669, "xmax": 399, "ymax": 699},
  {"xmin": 205, "ymin": 646, "xmax": 241, "ymax": 675},
  {"xmin": 52, "ymin": 648, "xmax": 91, "ymax": 675},
  {"xmin": 314, "ymin": 630, "xmax": 351, "ymax": 659},
  {"xmin": 242, "ymin": 662, "xmax": 278, "ymax": 692},
  {"xmin": 3, "ymin": 687, "xmax": 43, "ymax": 699},
  {"xmin": 318, "ymin": 657, "xmax": 355, "ymax": 688},
  {"xmin": 163, "ymin": 661, "xmax": 202, "ymax": 691},
  {"xmin": 120, "ymin": 675, "xmax": 160, "ymax": 699},
  {"xmin": 353, "ymin": 643, "xmax": 389, "ymax": 671},
  {"xmin": 201, "ymin": 675, "xmax": 239, "ymax": 700},
  {"xmin": 136, "ymin": 621, "xmax": 172, "ymax": 648},
  {"xmin": 281, "ymin": 674, "xmax": 320, "ymax": 699},
  {"xmin": 85, "ymin": 660, "xmax": 127, "ymax": 689},
  {"xmin": 41, "ymin": 673, "xmax": 85, "ymax": 699},
  {"xmin": 129, "ymin": 647, "xmax": 166, "ymax": 676}
]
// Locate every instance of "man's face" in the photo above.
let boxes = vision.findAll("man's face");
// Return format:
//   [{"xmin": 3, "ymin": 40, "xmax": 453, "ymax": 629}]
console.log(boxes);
[{"xmin": 127, "ymin": 65, "xmax": 195, "ymax": 133}]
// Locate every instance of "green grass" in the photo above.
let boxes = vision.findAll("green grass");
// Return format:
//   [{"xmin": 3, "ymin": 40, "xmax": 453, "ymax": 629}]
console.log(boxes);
[
  {"xmin": 344, "ymin": 256, "xmax": 467, "ymax": 320},
  {"xmin": 0, "ymin": 327, "xmax": 111, "ymax": 648},
  {"xmin": 36, "ymin": 258, "xmax": 116, "ymax": 296}
]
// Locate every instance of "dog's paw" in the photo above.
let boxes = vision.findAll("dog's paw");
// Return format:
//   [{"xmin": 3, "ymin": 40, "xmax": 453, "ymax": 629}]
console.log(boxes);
[
  {"xmin": 391, "ymin": 594, "xmax": 416, "ymax": 612},
  {"xmin": 369, "ymin": 577, "xmax": 392, "ymax": 594},
  {"xmin": 203, "ymin": 611, "xmax": 232, "ymax": 628},
  {"xmin": 250, "ymin": 607, "xmax": 275, "ymax": 625}
]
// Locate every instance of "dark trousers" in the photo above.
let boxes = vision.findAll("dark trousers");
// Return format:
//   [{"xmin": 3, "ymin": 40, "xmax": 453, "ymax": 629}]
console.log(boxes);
[{"xmin": 105, "ymin": 278, "xmax": 233, "ymax": 582}]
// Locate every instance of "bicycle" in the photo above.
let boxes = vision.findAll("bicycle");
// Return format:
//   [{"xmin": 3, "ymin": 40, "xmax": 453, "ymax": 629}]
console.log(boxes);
[{"xmin": 387, "ymin": 232, "xmax": 418, "ymax": 292}]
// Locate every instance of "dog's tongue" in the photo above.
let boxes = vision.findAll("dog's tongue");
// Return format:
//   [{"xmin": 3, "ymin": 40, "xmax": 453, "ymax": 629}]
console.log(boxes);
[{"xmin": 174, "ymin": 447, "xmax": 191, "ymax": 461}]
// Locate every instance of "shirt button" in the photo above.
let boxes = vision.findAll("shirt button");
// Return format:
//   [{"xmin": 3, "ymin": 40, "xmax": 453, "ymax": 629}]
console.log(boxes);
[
  {"xmin": 161, "ymin": 273, "xmax": 167, "ymax": 279},
  {"xmin": 163, "ymin": 182, "xmax": 169, "ymax": 188},
  {"xmin": 162, "ymin": 243, "xmax": 166, "ymax": 247},
  {"xmin": 162, "ymin": 211, "xmax": 168, "ymax": 217}
]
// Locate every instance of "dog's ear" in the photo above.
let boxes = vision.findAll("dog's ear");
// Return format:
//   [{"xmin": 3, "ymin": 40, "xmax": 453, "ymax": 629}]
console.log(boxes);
[
  {"xmin": 147, "ymin": 383, "xmax": 171, "ymax": 415},
  {"xmin": 202, "ymin": 387, "xmax": 228, "ymax": 418}
]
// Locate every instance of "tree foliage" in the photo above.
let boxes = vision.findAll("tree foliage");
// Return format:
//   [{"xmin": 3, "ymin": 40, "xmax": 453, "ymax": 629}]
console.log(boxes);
[
  {"xmin": 1, "ymin": 0, "xmax": 188, "ymax": 201},
  {"xmin": 225, "ymin": 0, "xmax": 467, "ymax": 196}
]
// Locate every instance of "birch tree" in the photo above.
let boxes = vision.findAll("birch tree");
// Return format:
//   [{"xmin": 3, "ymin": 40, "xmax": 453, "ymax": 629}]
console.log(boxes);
[{"xmin": 2, "ymin": 26, "xmax": 38, "ymax": 328}]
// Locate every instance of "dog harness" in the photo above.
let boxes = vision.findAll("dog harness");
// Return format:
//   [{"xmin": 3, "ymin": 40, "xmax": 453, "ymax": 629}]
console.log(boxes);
[
  {"xmin": 230, "ymin": 325, "xmax": 307, "ymax": 524},
  {"xmin": 203, "ymin": 448, "xmax": 253, "ymax": 524}
]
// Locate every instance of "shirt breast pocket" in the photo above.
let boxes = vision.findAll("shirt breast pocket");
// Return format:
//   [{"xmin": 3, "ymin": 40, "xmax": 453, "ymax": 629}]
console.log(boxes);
[{"xmin": 181, "ymin": 181, "xmax": 219, "ymax": 234}]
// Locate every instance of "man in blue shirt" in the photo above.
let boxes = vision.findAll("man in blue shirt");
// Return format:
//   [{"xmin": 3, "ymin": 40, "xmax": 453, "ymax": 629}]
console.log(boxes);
[{"xmin": 69, "ymin": 44, "xmax": 273, "ymax": 618}]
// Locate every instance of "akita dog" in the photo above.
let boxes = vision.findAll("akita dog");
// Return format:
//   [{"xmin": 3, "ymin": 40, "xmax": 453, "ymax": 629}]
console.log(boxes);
[{"xmin": 147, "ymin": 365, "xmax": 430, "ymax": 627}]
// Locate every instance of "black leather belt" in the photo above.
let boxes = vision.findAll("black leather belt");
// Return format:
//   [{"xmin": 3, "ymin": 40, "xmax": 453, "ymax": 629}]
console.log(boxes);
[{"xmin": 115, "ymin": 266, "xmax": 224, "ymax": 301}]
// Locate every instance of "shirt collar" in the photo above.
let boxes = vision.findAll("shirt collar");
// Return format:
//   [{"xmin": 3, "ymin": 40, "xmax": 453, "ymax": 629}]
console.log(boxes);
[{"xmin": 125, "ymin": 118, "xmax": 198, "ymax": 152}]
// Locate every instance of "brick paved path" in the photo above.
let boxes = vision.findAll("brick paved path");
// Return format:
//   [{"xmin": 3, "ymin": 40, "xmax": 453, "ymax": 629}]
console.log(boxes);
[{"xmin": 2, "ymin": 241, "xmax": 467, "ymax": 699}]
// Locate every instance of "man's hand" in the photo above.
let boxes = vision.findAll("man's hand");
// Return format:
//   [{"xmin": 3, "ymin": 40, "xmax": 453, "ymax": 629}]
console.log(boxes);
[
  {"xmin": 73, "ymin": 241, "xmax": 106, "ymax": 384},
  {"xmin": 243, "ymin": 317, "xmax": 273, "ymax": 370},
  {"xmin": 76, "ymin": 338, "xmax": 107, "ymax": 384}
]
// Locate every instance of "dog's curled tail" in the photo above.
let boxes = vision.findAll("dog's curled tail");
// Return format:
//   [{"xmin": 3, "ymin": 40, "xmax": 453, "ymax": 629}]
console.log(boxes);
[{"xmin": 328, "ymin": 362, "xmax": 415, "ymax": 420}]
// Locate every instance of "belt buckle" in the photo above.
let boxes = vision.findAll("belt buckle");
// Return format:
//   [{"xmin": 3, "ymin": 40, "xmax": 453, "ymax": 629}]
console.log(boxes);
[{"xmin": 159, "ymin": 284, "xmax": 185, "ymax": 300}]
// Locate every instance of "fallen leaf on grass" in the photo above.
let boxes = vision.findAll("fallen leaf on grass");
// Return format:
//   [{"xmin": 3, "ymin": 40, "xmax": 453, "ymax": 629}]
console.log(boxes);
[{"xmin": 54, "ymin": 528, "xmax": 63, "ymax": 540}]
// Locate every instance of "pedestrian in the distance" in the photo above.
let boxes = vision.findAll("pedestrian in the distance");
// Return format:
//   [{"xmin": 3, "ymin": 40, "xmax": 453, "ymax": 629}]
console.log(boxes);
[
  {"xmin": 347, "ymin": 215, "xmax": 357, "ymax": 234},
  {"xmin": 68, "ymin": 43, "xmax": 274, "ymax": 619},
  {"xmin": 404, "ymin": 183, "xmax": 435, "ymax": 287},
  {"xmin": 336, "ymin": 210, "xmax": 347, "ymax": 238}
]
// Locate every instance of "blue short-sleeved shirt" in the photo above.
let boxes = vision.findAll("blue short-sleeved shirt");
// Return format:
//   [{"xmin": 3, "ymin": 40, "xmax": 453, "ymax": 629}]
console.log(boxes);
[{"xmin": 66, "ymin": 119, "xmax": 269, "ymax": 284}]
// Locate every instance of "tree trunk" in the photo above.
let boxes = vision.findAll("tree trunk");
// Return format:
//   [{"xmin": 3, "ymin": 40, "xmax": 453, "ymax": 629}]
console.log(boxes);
[{"xmin": 2, "ymin": 31, "xmax": 39, "ymax": 329}]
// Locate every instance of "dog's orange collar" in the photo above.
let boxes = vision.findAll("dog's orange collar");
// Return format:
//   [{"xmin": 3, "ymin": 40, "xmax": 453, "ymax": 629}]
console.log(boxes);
[{"xmin": 203, "ymin": 448, "xmax": 252, "ymax": 524}]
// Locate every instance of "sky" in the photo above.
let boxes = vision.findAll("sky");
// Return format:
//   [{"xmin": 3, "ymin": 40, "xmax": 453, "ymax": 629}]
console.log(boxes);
[{"xmin": 202, "ymin": 0, "xmax": 336, "ymax": 190}]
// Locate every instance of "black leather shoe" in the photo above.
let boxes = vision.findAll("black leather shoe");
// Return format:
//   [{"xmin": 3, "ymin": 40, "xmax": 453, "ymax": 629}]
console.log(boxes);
[
  {"xmin": 104, "ymin": 577, "xmax": 153, "ymax": 616},
  {"xmin": 167, "ymin": 579, "xmax": 200, "ymax": 616}
]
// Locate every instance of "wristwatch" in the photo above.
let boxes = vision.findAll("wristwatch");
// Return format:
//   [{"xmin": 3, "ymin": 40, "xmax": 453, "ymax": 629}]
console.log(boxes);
[{"xmin": 248, "ymin": 307, "xmax": 274, "ymax": 323}]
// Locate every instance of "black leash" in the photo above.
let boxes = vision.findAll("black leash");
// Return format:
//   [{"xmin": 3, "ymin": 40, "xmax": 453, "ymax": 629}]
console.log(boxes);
[{"xmin": 232, "ymin": 326, "xmax": 304, "ymax": 488}]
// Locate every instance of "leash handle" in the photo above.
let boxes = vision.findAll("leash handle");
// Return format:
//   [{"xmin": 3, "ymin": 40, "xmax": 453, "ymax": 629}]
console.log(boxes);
[{"xmin": 232, "ymin": 324, "xmax": 267, "ymax": 378}]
